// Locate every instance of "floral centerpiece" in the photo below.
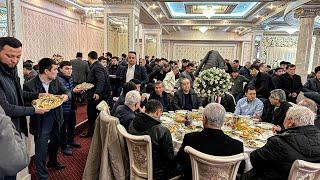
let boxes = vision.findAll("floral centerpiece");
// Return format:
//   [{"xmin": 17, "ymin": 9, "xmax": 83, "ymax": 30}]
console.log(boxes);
[{"xmin": 194, "ymin": 68, "xmax": 233, "ymax": 101}]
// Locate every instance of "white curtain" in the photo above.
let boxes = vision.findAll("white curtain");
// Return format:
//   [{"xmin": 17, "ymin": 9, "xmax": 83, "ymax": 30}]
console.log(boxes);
[{"xmin": 265, "ymin": 47, "xmax": 297, "ymax": 67}]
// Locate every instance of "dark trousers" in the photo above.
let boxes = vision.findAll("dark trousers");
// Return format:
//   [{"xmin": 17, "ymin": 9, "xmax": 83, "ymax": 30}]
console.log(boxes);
[
  {"xmin": 87, "ymin": 98, "xmax": 101, "ymax": 134},
  {"xmin": 60, "ymin": 111, "xmax": 76, "ymax": 148},
  {"xmin": 34, "ymin": 121, "xmax": 60, "ymax": 180}
]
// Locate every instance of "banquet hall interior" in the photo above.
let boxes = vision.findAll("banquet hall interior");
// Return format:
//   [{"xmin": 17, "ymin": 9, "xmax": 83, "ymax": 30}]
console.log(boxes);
[{"xmin": 1, "ymin": 0, "xmax": 320, "ymax": 180}]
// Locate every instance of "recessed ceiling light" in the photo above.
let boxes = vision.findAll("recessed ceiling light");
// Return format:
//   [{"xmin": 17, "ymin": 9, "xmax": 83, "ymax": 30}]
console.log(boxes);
[
  {"xmin": 255, "ymin": 14, "xmax": 261, "ymax": 19},
  {"xmin": 158, "ymin": 14, "xmax": 163, "ymax": 18},
  {"xmin": 151, "ymin": 4, "xmax": 157, "ymax": 9},
  {"xmin": 71, "ymin": 7, "xmax": 76, "ymax": 10},
  {"xmin": 199, "ymin": 26, "xmax": 208, "ymax": 33},
  {"xmin": 185, "ymin": 20, "xmax": 190, "ymax": 23},
  {"xmin": 268, "ymin": 4, "xmax": 275, "ymax": 9}
]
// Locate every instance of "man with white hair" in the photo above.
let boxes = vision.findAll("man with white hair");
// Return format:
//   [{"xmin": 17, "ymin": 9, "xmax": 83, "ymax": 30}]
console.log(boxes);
[
  {"xmin": 298, "ymin": 99, "xmax": 320, "ymax": 129},
  {"xmin": 114, "ymin": 90, "xmax": 141, "ymax": 130},
  {"xmin": 176, "ymin": 103, "xmax": 243, "ymax": 179},
  {"xmin": 244, "ymin": 105, "xmax": 320, "ymax": 180},
  {"xmin": 261, "ymin": 89, "xmax": 292, "ymax": 127}
]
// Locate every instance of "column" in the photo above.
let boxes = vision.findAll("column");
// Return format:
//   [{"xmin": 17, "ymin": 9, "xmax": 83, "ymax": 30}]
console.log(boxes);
[
  {"xmin": 156, "ymin": 31, "xmax": 161, "ymax": 58},
  {"xmin": 312, "ymin": 29, "xmax": 320, "ymax": 69},
  {"xmin": 104, "ymin": 1, "xmax": 140, "ymax": 55},
  {"xmin": 294, "ymin": 8, "xmax": 317, "ymax": 81},
  {"xmin": 250, "ymin": 30, "xmax": 264, "ymax": 62}
]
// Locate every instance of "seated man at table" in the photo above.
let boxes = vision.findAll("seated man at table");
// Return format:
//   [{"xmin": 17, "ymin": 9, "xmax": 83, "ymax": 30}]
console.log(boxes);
[
  {"xmin": 173, "ymin": 78, "xmax": 202, "ymax": 110},
  {"xmin": 149, "ymin": 81, "xmax": 170, "ymax": 112},
  {"xmin": 261, "ymin": 89, "xmax": 291, "ymax": 128},
  {"xmin": 243, "ymin": 105, "xmax": 320, "ymax": 180},
  {"xmin": 176, "ymin": 103, "xmax": 244, "ymax": 180},
  {"xmin": 234, "ymin": 86, "xmax": 263, "ymax": 117},
  {"xmin": 128, "ymin": 100, "xmax": 176, "ymax": 179},
  {"xmin": 302, "ymin": 66, "xmax": 320, "ymax": 104},
  {"xmin": 114, "ymin": 90, "xmax": 141, "ymax": 130}
]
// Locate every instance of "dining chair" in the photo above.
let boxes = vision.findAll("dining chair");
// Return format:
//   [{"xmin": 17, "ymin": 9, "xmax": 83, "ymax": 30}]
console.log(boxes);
[
  {"xmin": 117, "ymin": 124, "xmax": 153, "ymax": 180},
  {"xmin": 288, "ymin": 160, "xmax": 320, "ymax": 180},
  {"xmin": 184, "ymin": 146, "xmax": 248, "ymax": 180}
]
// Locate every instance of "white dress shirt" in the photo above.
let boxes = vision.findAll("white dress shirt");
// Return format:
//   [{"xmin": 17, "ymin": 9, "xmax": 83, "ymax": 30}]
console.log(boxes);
[{"xmin": 126, "ymin": 64, "xmax": 135, "ymax": 82}]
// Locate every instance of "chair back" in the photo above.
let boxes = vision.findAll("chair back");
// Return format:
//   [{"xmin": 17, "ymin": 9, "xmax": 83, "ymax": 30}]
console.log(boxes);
[
  {"xmin": 288, "ymin": 160, "xmax": 320, "ymax": 180},
  {"xmin": 117, "ymin": 124, "xmax": 153, "ymax": 180},
  {"xmin": 184, "ymin": 146, "xmax": 248, "ymax": 180}
]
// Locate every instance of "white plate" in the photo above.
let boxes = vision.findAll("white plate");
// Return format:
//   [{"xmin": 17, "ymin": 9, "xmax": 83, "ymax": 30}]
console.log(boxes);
[
  {"xmin": 255, "ymin": 122, "xmax": 274, "ymax": 130},
  {"xmin": 244, "ymin": 140, "xmax": 265, "ymax": 148}
]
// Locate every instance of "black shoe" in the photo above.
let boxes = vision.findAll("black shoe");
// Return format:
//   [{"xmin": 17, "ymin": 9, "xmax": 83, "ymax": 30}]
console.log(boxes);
[
  {"xmin": 47, "ymin": 162, "xmax": 66, "ymax": 170},
  {"xmin": 67, "ymin": 141, "xmax": 81, "ymax": 148},
  {"xmin": 80, "ymin": 132, "xmax": 92, "ymax": 138},
  {"xmin": 61, "ymin": 147, "xmax": 73, "ymax": 156}
]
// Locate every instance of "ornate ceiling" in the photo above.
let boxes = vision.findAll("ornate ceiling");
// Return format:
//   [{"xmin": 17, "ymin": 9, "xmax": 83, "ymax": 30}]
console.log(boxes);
[{"xmin": 56, "ymin": 0, "xmax": 320, "ymax": 35}]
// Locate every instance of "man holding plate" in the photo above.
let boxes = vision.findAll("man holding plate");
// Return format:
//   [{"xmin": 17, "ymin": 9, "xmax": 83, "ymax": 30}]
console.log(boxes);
[{"xmin": 24, "ymin": 58, "xmax": 70, "ymax": 180}]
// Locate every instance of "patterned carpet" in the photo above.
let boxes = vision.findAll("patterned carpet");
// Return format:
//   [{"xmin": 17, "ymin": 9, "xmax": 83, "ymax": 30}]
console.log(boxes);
[{"xmin": 29, "ymin": 104, "xmax": 91, "ymax": 180}]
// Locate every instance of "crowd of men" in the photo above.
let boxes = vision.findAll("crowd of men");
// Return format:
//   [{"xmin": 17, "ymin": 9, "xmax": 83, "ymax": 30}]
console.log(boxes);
[{"xmin": 1, "ymin": 36, "xmax": 320, "ymax": 180}]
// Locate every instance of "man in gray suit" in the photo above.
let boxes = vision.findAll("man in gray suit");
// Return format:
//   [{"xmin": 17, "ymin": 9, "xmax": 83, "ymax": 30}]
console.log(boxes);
[
  {"xmin": 194, "ymin": 50, "xmax": 226, "ymax": 76},
  {"xmin": 70, "ymin": 52, "xmax": 90, "ymax": 86}
]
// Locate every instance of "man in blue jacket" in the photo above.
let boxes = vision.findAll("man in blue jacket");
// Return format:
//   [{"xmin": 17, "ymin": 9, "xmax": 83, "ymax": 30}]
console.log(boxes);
[{"xmin": 57, "ymin": 61, "xmax": 81, "ymax": 156}]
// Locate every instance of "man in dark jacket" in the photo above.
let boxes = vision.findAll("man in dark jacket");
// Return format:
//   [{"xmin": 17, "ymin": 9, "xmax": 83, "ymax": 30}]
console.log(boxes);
[
  {"xmin": 176, "ymin": 103, "xmax": 243, "ymax": 180},
  {"xmin": 70, "ymin": 52, "xmax": 89, "ymax": 86},
  {"xmin": 0, "ymin": 37, "xmax": 48, "ymax": 139},
  {"xmin": 24, "ymin": 58, "xmax": 70, "ymax": 180},
  {"xmin": 277, "ymin": 64, "xmax": 302, "ymax": 103},
  {"xmin": 243, "ymin": 106, "xmax": 320, "ymax": 180},
  {"xmin": 149, "ymin": 81, "xmax": 170, "ymax": 112},
  {"xmin": 128, "ymin": 100, "xmax": 176, "ymax": 180},
  {"xmin": 57, "ymin": 61, "xmax": 81, "ymax": 156},
  {"xmin": 108, "ymin": 56, "xmax": 122, "ymax": 97},
  {"xmin": 111, "ymin": 82, "xmax": 137, "ymax": 115},
  {"xmin": 302, "ymin": 66, "xmax": 320, "ymax": 104},
  {"xmin": 194, "ymin": 50, "xmax": 226, "ymax": 76},
  {"xmin": 239, "ymin": 61, "xmax": 252, "ymax": 80},
  {"xmin": 173, "ymin": 78, "xmax": 202, "ymax": 110},
  {"xmin": 81, "ymin": 51, "xmax": 111, "ymax": 138},
  {"xmin": 118, "ymin": 51, "xmax": 148, "ymax": 91},
  {"xmin": 114, "ymin": 90, "xmax": 140, "ymax": 130},
  {"xmin": 261, "ymin": 89, "xmax": 291, "ymax": 128},
  {"xmin": 249, "ymin": 64, "xmax": 275, "ymax": 100}
]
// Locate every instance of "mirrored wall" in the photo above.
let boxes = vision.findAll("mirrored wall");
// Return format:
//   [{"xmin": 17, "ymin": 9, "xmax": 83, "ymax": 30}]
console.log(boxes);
[
  {"xmin": 144, "ymin": 34, "xmax": 157, "ymax": 57},
  {"xmin": 107, "ymin": 15, "xmax": 129, "ymax": 57}
]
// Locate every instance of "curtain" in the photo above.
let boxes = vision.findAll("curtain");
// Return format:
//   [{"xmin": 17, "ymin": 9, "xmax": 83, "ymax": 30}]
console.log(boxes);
[{"xmin": 265, "ymin": 47, "xmax": 297, "ymax": 67}]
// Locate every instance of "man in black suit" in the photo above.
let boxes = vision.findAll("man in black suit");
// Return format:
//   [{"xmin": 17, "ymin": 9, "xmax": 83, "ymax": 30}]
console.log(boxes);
[
  {"xmin": 249, "ymin": 64, "xmax": 275, "ymax": 101},
  {"xmin": 81, "ymin": 51, "xmax": 111, "ymax": 137},
  {"xmin": 149, "ymin": 81, "xmax": 170, "ymax": 112},
  {"xmin": 176, "ymin": 103, "xmax": 243, "ymax": 180},
  {"xmin": 277, "ymin": 64, "xmax": 302, "ymax": 103},
  {"xmin": 173, "ymin": 78, "xmax": 202, "ymax": 110},
  {"xmin": 24, "ymin": 58, "xmax": 70, "ymax": 179},
  {"xmin": 119, "ymin": 51, "xmax": 148, "ymax": 92}
]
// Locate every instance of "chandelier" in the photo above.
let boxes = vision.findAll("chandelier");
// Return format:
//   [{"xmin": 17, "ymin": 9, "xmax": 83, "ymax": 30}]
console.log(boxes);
[{"xmin": 199, "ymin": 26, "xmax": 208, "ymax": 33}]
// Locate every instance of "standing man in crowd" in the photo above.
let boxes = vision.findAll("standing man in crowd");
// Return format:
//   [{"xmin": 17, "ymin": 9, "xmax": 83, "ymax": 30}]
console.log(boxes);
[
  {"xmin": 119, "ymin": 51, "xmax": 148, "ymax": 92},
  {"xmin": 108, "ymin": 56, "xmax": 121, "ymax": 97},
  {"xmin": 57, "ymin": 61, "xmax": 81, "ymax": 156},
  {"xmin": 24, "ymin": 58, "xmax": 70, "ymax": 180},
  {"xmin": 23, "ymin": 62, "xmax": 38, "ymax": 83},
  {"xmin": 70, "ymin": 52, "xmax": 89, "ymax": 87},
  {"xmin": 81, "ymin": 51, "xmax": 111, "ymax": 138},
  {"xmin": 277, "ymin": 64, "xmax": 302, "ymax": 103}
]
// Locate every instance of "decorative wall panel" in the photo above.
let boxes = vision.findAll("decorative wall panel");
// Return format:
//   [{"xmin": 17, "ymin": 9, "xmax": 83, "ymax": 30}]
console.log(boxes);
[
  {"xmin": 145, "ymin": 41, "xmax": 156, "ymax": 57},
  {"xmin": 79, "ymin": 23, "xmax": 88, "ymax": 56},
  {"xmin": 161, "ymin": 42, "xmax": 169, "ymax": 59},
  {"xmin": 172, "ymin": 43, "xmax": 237, "ymax": 62},
  {"xmin": 242, "ymin": 42, "xmax": 252, "ymax": 62},
  {"xmin": 87, "ymin": 24, "xmax": 104, "ymax": 55},
  {"xmin": 118, "ymin": 33, "xmax": 128, "ymax": 56},
  {"xmin": 22, "ymin": 7, "xmax": 79, "ymax": 61}
]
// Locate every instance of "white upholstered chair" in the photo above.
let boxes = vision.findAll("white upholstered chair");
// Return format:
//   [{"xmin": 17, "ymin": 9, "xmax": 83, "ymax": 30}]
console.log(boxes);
[
  {"xmin": 184, "ymin": 146, "xmax": 248, "ymax": 180},
  {"xmin": 117, "ymin": 124, "xmax": 153, "ymax": 180},
  {"xmin": 288, "ymin": 160, "xmax": 320, "ymax": 180}
]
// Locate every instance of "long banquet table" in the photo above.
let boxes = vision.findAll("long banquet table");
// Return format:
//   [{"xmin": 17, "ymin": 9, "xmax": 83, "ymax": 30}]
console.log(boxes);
[{"xmin": 160, "ymin": 110, "xmax": 275, "ymax": 171}]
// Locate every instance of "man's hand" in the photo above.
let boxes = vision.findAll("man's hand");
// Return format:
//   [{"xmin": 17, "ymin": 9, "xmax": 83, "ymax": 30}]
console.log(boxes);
[
  {"xmin": 38, "ymin": 93, "xmax": 51, "ymax": 98},
  {"xmin": 272, "ymin": 125, "xmax": 281, "ymax": 133},
  {"xmin": 93, "ymin": 94, "xmax": 100, "ymax": 101},
  {"xmin": 292, "ymin": 92, "xmax": 297, "ymax": 98},
  {"xmin": 61, "ymin": 94, "xmax": 69, "ymax": 102},
  {"xmin": 35, "ymin": 108, "xmax": 49, "ymax": 114},
  {"xmin": 73, "ymin": 88, "xmax": 83, "ymax": 94}
]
